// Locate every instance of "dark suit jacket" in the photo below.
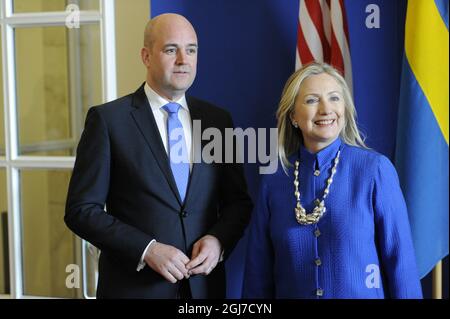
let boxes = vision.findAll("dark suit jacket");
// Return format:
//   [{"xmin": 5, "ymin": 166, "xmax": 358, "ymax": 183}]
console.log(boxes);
[{"xmin": 64, "ymin": 84, "xmax": 253, "ymax": 298}]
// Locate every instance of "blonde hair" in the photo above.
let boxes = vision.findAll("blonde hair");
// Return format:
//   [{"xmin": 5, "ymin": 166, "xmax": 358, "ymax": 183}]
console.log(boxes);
[{"xmin": 276, "ymin": 62, "xmax": 367, "ymax": 173}]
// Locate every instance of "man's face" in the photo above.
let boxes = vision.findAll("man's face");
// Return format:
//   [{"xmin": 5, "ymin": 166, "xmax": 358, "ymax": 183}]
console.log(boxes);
[{"xmin": 144, "ymin": 19, "xmax": 198, "ymax": 101}]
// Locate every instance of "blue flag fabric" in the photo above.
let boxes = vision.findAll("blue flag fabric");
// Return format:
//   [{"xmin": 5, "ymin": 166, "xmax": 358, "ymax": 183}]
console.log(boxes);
[{"xmin": 395, "ymin": 0, "xmax": 449, "ymax": 278}]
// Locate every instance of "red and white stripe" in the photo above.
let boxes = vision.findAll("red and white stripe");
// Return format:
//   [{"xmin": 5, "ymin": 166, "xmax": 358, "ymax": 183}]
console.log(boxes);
[{"xmin": 296, "ymin": 0, "xmax": 352, "ymax": 91}]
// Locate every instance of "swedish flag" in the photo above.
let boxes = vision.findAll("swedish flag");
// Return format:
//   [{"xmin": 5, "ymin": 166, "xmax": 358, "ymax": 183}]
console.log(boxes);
[{"xmin": 395, "ymin": 0, "xmax": 449, "ymax": 278}]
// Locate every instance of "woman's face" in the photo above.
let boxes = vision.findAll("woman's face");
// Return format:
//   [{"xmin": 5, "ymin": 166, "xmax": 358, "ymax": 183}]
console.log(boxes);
[{"xmin": 292, "ymin": 73, "xmax": 346, "ymax": 153}]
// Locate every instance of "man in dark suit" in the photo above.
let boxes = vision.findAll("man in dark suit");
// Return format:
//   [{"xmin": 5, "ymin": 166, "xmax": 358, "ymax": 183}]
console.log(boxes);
[{"xmin": 64, "ymin": 13, "xmax": 253, "ymax": 299}]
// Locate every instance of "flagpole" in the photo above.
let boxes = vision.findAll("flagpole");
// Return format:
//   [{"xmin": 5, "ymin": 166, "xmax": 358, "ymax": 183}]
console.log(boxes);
[{"xmin": 432, "ymin": 261, "xmax": 442, "ymax": 299}]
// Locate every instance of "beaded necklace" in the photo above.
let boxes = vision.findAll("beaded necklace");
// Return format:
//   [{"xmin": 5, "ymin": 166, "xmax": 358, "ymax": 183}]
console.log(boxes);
[{"xmin": 294, "ymin": 149, "xmax": 341, "ymax": 225}]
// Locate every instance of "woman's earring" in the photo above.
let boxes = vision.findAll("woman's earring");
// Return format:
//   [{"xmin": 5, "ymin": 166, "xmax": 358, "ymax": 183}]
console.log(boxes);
[{"xmin": 292, "ymin": 121, "xmax": 299, "ymax": 128}]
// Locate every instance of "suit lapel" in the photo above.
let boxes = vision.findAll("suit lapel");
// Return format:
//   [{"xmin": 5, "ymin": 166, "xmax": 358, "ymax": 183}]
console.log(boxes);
[
  {"xmin": 183, "ymin": 97, "xmax": 204, "ymax": 209},
  {"xmin": 130, "ymin": 84, "xmax": 183, "ymax": 206}
]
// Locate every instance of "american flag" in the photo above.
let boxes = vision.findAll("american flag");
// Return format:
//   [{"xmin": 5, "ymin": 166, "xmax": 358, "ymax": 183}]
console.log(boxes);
[{"xmin": 296, "ymin": 0, "xmax": 352, "ymax": 90}]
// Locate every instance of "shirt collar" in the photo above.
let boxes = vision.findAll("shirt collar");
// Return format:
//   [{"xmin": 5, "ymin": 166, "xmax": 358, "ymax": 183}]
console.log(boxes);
[
  {"xmin": 299, "ymin": 137, "xmax": 343, "ymax": 170},
  {"xmin": 144, "ymin": 82, "xmax": 189, "ymax": 112}
]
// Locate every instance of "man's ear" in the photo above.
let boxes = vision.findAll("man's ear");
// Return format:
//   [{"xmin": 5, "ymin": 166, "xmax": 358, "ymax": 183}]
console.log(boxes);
[{"xmin": 141, "ymin": 47, "xmax": 151, "ymax": 67}]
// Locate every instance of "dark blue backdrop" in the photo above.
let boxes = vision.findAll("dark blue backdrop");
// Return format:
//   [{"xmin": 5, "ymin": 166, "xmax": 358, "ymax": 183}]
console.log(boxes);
[{"xmin": 151, "ymin": 0, "xmax": 448, "ymax": 298}]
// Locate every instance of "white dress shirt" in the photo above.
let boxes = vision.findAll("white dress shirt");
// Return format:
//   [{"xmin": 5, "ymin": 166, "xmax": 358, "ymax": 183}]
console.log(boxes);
[{"xmin": 137, "ymin": 83, "xmax": 193, "ymax": 271}]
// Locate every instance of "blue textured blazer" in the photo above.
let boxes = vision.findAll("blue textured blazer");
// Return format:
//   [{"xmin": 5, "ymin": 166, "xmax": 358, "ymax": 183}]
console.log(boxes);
[{"xmin": 243, "ymin": 138, "xmax": 422, "ymax": 299}]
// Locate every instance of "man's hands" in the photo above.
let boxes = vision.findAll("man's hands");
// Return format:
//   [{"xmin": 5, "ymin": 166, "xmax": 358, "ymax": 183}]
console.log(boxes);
[
  {"xmin": 144, "ymin": 242, "xmax": 190, "ymax": 284},
  {"xmin": 144, "ymin": 235, "xmax": 222, "ymax": 283},
  {"xmin": 186, "ymin": 235, "xmax": 222, "ymax": 276}
]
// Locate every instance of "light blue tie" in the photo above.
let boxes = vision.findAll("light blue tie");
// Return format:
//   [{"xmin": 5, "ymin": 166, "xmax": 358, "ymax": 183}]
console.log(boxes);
[{"xmin": 163, "ymin": 102, "xmax": 189, "ymax": 201}]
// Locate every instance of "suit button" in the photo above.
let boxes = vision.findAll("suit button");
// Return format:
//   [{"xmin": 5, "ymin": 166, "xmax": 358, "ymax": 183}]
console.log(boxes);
[{"xmin": 181, "ymin": 211, "xmax": 188, "ymax": 218}]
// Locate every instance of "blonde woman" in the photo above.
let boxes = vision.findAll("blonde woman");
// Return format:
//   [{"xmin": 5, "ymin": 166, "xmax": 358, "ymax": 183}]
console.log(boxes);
[{"xmin": 243, "ymin": 63, "xmax": 422, "ymax": 299}]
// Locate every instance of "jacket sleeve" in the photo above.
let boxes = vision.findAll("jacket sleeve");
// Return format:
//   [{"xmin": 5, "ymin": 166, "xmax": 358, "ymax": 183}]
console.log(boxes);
[
  {"xmin": 64, "ymin": 107, "xmax": 153, "ymax": 270},
  {"xmin": 242, "ymin": 177, "xmax": 275, "ymax": 298},
  {"xmin": 373, "ymin": 155, "xmax": 423, "ymax": 298}
]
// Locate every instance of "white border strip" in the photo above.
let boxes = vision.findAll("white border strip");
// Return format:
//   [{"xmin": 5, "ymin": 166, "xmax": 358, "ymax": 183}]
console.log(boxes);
[{"xmin": 2, "ymin": 0, "xmax": 22, "ymax": 299}]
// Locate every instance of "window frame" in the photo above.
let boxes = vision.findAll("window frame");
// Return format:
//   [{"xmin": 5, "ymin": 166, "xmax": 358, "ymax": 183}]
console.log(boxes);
[{"xmin": 0, "ymin": 0, "xmax": 117, "ymax": 299}]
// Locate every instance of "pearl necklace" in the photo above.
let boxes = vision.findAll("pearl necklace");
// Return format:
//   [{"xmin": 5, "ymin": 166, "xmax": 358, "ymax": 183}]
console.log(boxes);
[{"xmin": 294, "ymin": 149, "xmax": 341, "ymax": 225}]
